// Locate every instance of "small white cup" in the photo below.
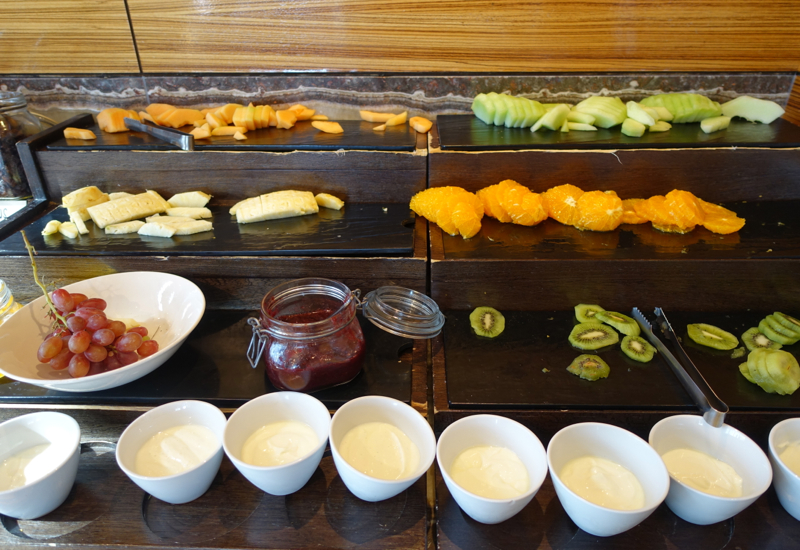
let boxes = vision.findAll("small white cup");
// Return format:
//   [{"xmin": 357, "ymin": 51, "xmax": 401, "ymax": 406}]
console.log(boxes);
[
  {"xmin": 768, "ymin": 418, "xmax": 800, "ymax": 520},
  {"xmin": 649, "ymin": 414, "xmax": 772, "ymax": 525},
  {"xmin": 548, "ymin": 422, "xmax": 670, "ymax": 537},
  {"xmin": 223, "ymin": 392, "xmax": 330, "ymax": 495},
  {"xmin": 330, "ymin": 396, "xmax": 435, "ymax": 502},
  {"xmin": 0, "ymin": 411, "xmax": 81, "ymax": 519},
  {"xmin": 116, "ymin": 400, "xmax": 226, "ymax": 504},
  {"xmin": 437, "ymin": 414, "xmax": 547, "ymax": 524}
]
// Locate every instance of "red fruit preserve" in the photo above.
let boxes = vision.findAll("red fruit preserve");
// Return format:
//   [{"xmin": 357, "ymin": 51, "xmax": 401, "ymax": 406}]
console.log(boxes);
[{"xmin": 259, "ymin": 278, "xmax": 365, "ymax": 392}]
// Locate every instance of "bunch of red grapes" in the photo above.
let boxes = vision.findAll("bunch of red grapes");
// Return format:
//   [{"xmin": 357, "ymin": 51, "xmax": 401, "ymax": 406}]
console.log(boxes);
[{"xmin": 36, "ymin": 288, "xmax": 160, "ymax": 378}]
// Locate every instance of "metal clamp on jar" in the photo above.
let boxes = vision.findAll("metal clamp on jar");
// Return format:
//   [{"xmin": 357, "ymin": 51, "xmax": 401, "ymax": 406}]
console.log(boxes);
[{"xmin": 247, "ymin": 278, "xmax": 444, "ymax": 393}]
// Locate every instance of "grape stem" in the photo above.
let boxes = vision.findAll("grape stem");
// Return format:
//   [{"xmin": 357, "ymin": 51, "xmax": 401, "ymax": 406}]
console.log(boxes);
[{"xmin": 21, "ymin": 230, "xmax": 67, "ymax": 328}]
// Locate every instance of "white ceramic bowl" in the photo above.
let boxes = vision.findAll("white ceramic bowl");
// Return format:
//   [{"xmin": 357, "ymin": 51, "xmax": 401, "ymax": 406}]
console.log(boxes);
[
  {"xmin": 649, "ymin": 414, "xmax": 772, "ymax": 525},
  {"xmin": 329, "ymin": 395, "xmax": 435, "ymax": 502},
  {"xmin": 436, "ymin": 415, "xmax": 548, "ymax": 524},
  {"xmin": 0, "ymin": 411, "xmax": 81, "ymax": 519},
  {"xmin": 0, "ymin": 271, "xmax": 205, "ymax": 392},
  {"xmin": 116, "ymin": 400, "xmax": 226, "ymax": 504},
  {"xmin": 224, "ymin": 392, "xmax": 330, "ymax": 495},
  {"xmin": 769, "ymin": 418, "xmax": 800, "ymax": 520},
  {"xmin": 548, "ymin": 422, "xmax": 670, "ymax": 537}
]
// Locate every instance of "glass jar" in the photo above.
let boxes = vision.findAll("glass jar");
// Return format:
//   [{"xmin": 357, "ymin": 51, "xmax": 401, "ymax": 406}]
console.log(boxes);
[
  {"xmin": 0, "ymin": 91, "xmax": 43, "ymax": 199},
  {"xmin": 0, "ymin": 279, "xmax": 22, "ymax": 326}
]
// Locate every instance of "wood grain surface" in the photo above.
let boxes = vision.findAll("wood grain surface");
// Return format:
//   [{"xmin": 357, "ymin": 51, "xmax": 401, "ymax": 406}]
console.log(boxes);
[
  {"xmin": 126, "ymin": 0, "xmax": 800, "ymax": 73},
  {"xmin": 0, "ymin": 0, "xmax": 138, "ymax": 74}
]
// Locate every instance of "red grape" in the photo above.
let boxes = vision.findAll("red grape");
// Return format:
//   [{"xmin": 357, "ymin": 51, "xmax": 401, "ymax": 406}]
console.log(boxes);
[
  {"xmin": 137, "ymin": 339, "xmax": 159, "ymax": 358},
  {"xmin": 86, "ymin": 313, "xmax": 109, "ymax": 331},
  {"xmin": 84, "ymin": 343, "xmax": 108, "ymax": 363},
  {"xmin": 117, "ymin": 351, "xmax": 139, "ymax": 366},
  {"xmin": 105, "ymin": 353, "xmax": 121, "ymax": 371},
  {"xmin": 88, "ymin": 362, "xmax": 106, "ymax": 376},
  {"xmin": 80, "ymin": 298, "xmax": 107, "ymax": 311},
  {"xmin": 68, "ymin": 330, "xmax": 91, "ymax": 354},
  {"xmin": 92, "ymin": 328, "xmax": 115, "ymax": 347},
  {"xmin": 70, "ymin": 293, "xmax": 88, "ymax": 306},
  {"xmin": 66, "ymin": 315, "xmax": 87, "ymax": 332},
  {"xmin": 128, "ymin": 326, "xmax": 148, "ymax": 337},
  {"xmin": 74, "ymin": 307, "xmax": 104, "ymax": 320},
  {"xmin": 68, "ymin": 354, "xmax": 90, "ymax": 378},
  {"xmin": 51, "ymin": 289, "xmax": 74, "ymax": 312},
  {"xmin": 115, "ymin": 332, "xmax": 143, "ymax": 353},
  {"xmin": 37, "ymin": 336, "xmax": 63, "ymax": 362},
  {"xmin": 50, "ymin": 348, "xmax": 74, "ymax": 370},
  {"xmin": 107, "ymin": 320, "xmax": 127, "ymax": 337}
]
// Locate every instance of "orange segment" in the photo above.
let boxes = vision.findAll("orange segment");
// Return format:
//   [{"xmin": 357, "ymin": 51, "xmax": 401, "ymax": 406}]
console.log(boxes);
[
  {"xmin": 663, "ymin": 189, "xmax": 705, "ymax": 228},
  {"xmin": 477, "ymin": 184, "xmax": 512, "ymax": 222},
  {"xmin": 544, "ymin": 184, "xmax": 584, "ymax": 226},
  {"xmin": 520, "ymin": 192, "xmax": 549, "ymax": 226},
  {"xmin": 451, "ymin": 202, "xmax": 482, "ymax": 238},
  {"xmin": 574, "ymin": 190, "xmax": 623, "ymax": 232},
  {"xmin": 621, "ymin": 198, "xmax": 648, "ymax": 224},
  {"xmin": 409, "ymin": 186, "xmax": 483, "ymax": 238},
  {"xmin": 698, "ymin": 199, "xmax": 746, "ymax": 234}
]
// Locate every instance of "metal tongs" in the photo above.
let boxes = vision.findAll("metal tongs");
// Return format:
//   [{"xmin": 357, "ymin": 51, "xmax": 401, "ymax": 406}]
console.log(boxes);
[
  {"xmin": 631, "ymin": 307, "xmax": 729, "ymax": 427},
  {"xmin": 123, "ymin": 117, "xmax": 194, "ymax": 151}
]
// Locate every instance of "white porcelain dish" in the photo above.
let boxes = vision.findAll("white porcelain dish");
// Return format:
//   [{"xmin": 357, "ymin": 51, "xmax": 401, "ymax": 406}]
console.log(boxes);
[
  {"xmin": 0, "ymin": 271, "xmax": 205, "ymax": 392},
  {"xmin": 437, "ymin": 414, "xmax": 548, "ymax": 524},
  {"xmin": 769, "ymin": 418, "xmax": 800, "ymax": 521},
  {"xmin": 116, "ymin": 400, "xmax": 226, "ymax": 505},
  {"xmin": 224, "ymin": 392, "xmax": 331, "ymax": 495},
  {"xmin": 649, "ymin": 414, "xmax": 772, "ymax": 525},
  {"xmin": 0, "ymin": 411, "xmax": 81, "ymax": 519},
  {"xmin": 548, "ymin": 422, "xmax": 670, "ymax": 537},
  {"xmin": 329, "ymin": 395, "xmax": 435, "ymax": 502}
]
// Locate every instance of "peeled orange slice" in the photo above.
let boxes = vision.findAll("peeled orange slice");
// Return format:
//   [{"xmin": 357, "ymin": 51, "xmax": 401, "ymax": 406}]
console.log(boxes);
[
  {"xmin": 621, "ymin": 198, "xmax": 648, "ymax": 224},
  {"xmin": 663, "ymin": 189, "xmax": 705, "ymax": 228},
  {"xmin": 544, "ymin": 184, "xmax": 584, "ymax": 226},
  {"xmin": 409, "ymin": 186, "xmax": 484, "ymax": 238},
  {"xmin": 698, "ymin": 199, "xmax": 746, "ymax": 234},
  {"xmin": 574, "ymin": 190, "xmax": 623, "ymax": 231}
]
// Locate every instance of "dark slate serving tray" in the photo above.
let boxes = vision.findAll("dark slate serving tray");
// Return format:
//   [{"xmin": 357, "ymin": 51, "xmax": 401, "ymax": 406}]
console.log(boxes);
[
  {"xmin": 0, "ymin": 203, "xmax": 414, "ymax": 257},
  {"xmin": 48, "ymin": 120, "xmax": 416, "ymax": 152},
  {"xmin": 437, "ymin": 114, "xmax": 800, "ymax": 151},
  {"xmin": 0, "ymin": 311, "xmax": 413, "ymax": 409},
  {"xmin": 441, "ymin": 200, "xmax": 800, "ymax": 260},
  {"xmin": 443, "ymin": 310, "xmax": 695, "ymax": 410}
]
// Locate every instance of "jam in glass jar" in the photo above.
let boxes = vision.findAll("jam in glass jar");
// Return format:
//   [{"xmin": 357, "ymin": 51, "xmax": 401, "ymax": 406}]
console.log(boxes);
[{"xmin": 258, "ymin": 278, "xmax": 365, "ymax": 392}]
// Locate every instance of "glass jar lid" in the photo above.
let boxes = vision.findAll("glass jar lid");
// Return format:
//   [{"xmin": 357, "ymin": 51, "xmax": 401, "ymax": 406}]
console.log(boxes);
[
  {"xmin": 361, "ymin": 286, "xmax": 444, "ymax": 339},
  {"xmin": 0, "ymin": 91, "xmax": 27, "ymax": 114}
]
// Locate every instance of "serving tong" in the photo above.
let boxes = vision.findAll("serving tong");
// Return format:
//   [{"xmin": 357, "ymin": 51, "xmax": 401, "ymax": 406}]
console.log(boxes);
[
  {"xmin": 631, "ymin": 307, "xmax": 729, "ymax": 427},
  {"xmin": 123, "ymin": 117, "xmax": 195, "ymax": 151}
]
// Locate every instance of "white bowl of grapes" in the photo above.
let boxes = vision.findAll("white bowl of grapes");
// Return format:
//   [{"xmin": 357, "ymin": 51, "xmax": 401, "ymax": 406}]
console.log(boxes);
[{"xmin": 0, "ymin": 271, "xmax": 205, "ymax": 392}]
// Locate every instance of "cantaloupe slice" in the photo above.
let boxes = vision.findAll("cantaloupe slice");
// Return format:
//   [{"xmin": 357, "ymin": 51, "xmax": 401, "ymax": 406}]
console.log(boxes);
[
  {"xmin": 160, "ymin": 108, "xmax": 205, "ymax": 129},
  {"xmin": 275, "ymin": 110, "xmax": 298, "ymax": 129},
  {"xmin": 310, "ymin": 114, "xmax": 329, "ymax": 121},
  {"xmin": 97, "ymin": 108, "xmax": 140, "ymax": 133},
  {"xmin": 260, "ymin": 105, "xmax": 276, "ymax": 128},
  {"xmin": 288, "ymin": 104, "xmax": 316, "ymax": 120},
  {"xmin": 360, "ymin": 110, "xmax": 395, "ymax": 122},
  {"xmin": 215, "ymin": 103, "xmax": 242, "ymax": 125},
  {"xmin": 139, "ymin": 111, "xmax": 156, "ymax": 123},
  {"xmin": 205, "ymin": 112, "xmax": 225, "ymax": 129},
  {"xmin": 409, "ymin": 116, "xmax": 433, "ymax": 133},
  {"xmin": 253, "ymin": 106, "xmax": 265, "ymax": 129},
  {"xmin": 64, "ymin": 127, "xmax": 97, "ymax": 140},
  {"xmin": 311, "ymin": 121, "xmax": 344, "ymax": 134},
  {"xmin": 146, "ymin": 104, "xmax": 176, "ymax": 119},
  {"xmin": 233, "ymin": 131, "xmax": 247, "ymax": 140},
  {"xmin": 190, "ymin": 127, "xmax": 211, "ymax": 139},
  {"xmin": 384, "ymin": 111, "xmax": 408, "ymax": 127},
  {"xmin": 211, "ymin": 126, "xmax": 247, "ymax": 136}
]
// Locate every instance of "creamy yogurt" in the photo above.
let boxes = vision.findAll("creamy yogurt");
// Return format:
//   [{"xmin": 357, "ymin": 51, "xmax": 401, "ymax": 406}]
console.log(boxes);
[
  {"xmin": 242, "ymin": 420, "xmax": 319, "ymax": 467},
  {"xmin": 560, "ymin": 455, "xmax": 645, "ymax": 510},
  {"xmin": 135, "ymin": 424, "xmax": 218, "ymax": 477},
  {"xmin": 0, "ymin": 443, "xmax": 62, "ymax": 491},
  {"xmin": 661, "ymin": 448, "xmax": 743, "ymax": 498},
  {"xmin": 450, "ymin": 445, "xmax": 529, "ymax": 499},
  {"xmin": 339, "ymin": 422, "xmax": 420, "ymax": 480},
  {"xmin": 778, "ymin": 440, "xmax": 800, "ymax": 476}
]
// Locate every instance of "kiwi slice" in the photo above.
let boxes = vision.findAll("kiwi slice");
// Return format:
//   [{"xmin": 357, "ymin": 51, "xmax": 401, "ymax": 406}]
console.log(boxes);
[
  {"xmin": 743, "ymin": 348, "xmax": 800, "ymax": 395},
  {"xmin": 574, "ymin": 304, "xmax": 605, "ymax": 323},
  {"xmin": 764, "ymin": 314, "xmax": 800, "ymax": 339},
  {"xmin": 620, "ymin": 335, "xmax": 656, "ymax": 363},
  {"xmin": 774, "ymin": 312, "xmax": 800, "ymax": 336},
  {"xmin": 742, "ymin": 327, "xmax": 782, "ymax": 351},
  {"xmin": 686, "ymin": 323, "xmax": 738, "ymax": 350},
  {"xmin": 595, "ymin": 311, "xmax": 641, "ymax": 337},
  {"xmin": 758, "ymin": 319, "xmax": 798, "ymax": 346},
  {"xmin": 469, "ymin": 306, "xmax": 505, "ymax": 338},
  {"xmin": 739, "ymin": 362, "xmax": 755, "ymax": 384},
  {"xmin": 567, "ymin": 354, "xmax": 610, "ymax": 381},
  {"xmin": 568, "ymin": 322, "xmax": 619, "ymax": 350}
]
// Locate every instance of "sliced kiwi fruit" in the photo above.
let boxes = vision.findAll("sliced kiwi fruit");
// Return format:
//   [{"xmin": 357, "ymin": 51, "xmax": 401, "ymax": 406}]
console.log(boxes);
[
  {"xmin": 739, "ymin": 362, "xmax": 755, "ymax": 383},
  {"xmin": 742, "ymin": 348, "xmax": 800, "ymax": 395},
  {"xmin": 686, "ymin": 323, "xmax": 738, "ymax": 350},
  {"xmin": 764, "ymin": 314, "xmax": 800, "ymax": 339},
  {"xmin": 731, "ymin": 347, "xmax": 747, "ymax": 359},
  {"xmin": 595, "ymin": 311, "xmax": 641, "ymax": 337},
  {"xmin": 620, "ymin": 335, "xmax": 656, "ymax": 363},
  {"xmin": 567, "ymin": 354, "xmax": 610, "ymax": 381},
  {"xmin": 469, "ymin": 306, "xmax": 505, "ymax": 338},
  {"xmin": 574, "ymin": 304, "xmax": 605, "ymax": 323},
  {"xmin": 774, "ymin": 312, "xmax": 800, "ymax": 336},
  {"xmin": 742, "ymin": 327, "xmax": 782, "ymax": 351},
  {"xmin": 759, "ymin": 319, "xmax": 798, "ymax": 346},
  {"xmin": 568, "ymin": 322, "xmax": 619, "ymax": 350}
]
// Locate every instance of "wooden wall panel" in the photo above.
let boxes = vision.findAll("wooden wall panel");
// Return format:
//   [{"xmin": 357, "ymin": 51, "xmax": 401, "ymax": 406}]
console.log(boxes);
[
  {"xmin": 784, "ymin": 76, "xmax": 800, "ymax": 126},
  {"xmin": 0, "ymin": 0, "xmax": 138, "ymax": 74},
  {"xmin": 127, "ymin": 0, "xmax": 800, "ymax": 73}
]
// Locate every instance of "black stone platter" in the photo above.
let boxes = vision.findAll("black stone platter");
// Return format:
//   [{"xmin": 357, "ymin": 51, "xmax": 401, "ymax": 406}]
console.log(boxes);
[
  {"xmin": 48, "ymin": 120, "xmax": 416, "ymax": 152},
  {"xmin": 0, "ymin": 203, "xmax": 414, "ymax": 257},
  {"xmin": 437, "ymin": 114, "xmax": 800, "ymax": 151},
  {"xmin": 0, "ymin": 311, "xmax": 413, "ymax": 409}
]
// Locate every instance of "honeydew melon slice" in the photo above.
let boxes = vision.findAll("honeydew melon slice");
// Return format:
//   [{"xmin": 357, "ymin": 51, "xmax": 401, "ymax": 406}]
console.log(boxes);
[
  {"xmin": 649, "ymin": 120, "xmax": 672, "ymax": 132},
  {"xmin": 560, "ymin": 118, "xmax": 570, "ymax": 133},
  {"xmin": 700, "ymin": 116, "xmax": 731, "ymax": 134},
  {"xmin": 653, "ymin": 106, "xmax": 673, "ymax": 121},
  {"xmin": 500, "ymin": 95, "xmax": 523, "ymax": 127},
  {"xmin": 573, "ymin": 97, "xmax": 627, "ymax": 128},
  {"xmin": 543, "ymin": 103, "xmax": 570, "ymax": 112},
  {"xmin": 471, "ymin": 93, "xmax": 496, "ymax": 125},
  {"xmin": 626, "ymin": 101, "xmax": 656, "ymax": 127},
  {"xmin": 640, "ymin": 93, "xmax": 721, "ymax": 123},
  {"xmin": 567, "ymin": 111, "xmax": 596, "ymax": 125},
  {"xmin": 492, "ymin": 94, "xmax": 509, "ymax": 126},
  {"xmin": 621, "ymin": 118, "xmax": 646, "ymax": 137},
  {"xmin": 721, "ymin": 96, "xmax": 785, "ymax": 124},
  {"xmin": 531, "ymin": 104, "xmax": 570, "ymax": 132},
  {"xmin": 568, "ymin": 122, "xmax": 597, "ymax": 131}
]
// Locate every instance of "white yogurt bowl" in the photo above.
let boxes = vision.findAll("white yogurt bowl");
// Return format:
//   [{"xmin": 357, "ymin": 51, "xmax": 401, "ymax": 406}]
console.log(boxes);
[
  {"xmin": 0, "ymin": 411, "xmax": 81, "ymax": 519},
  {"xmin": 649, "ymin": 414, "xmax": 772, "ymax": 525},
  {"xmin": 223, "ymin": 392, "xmax": 330, "ymax": 495},
  {"xmin": 769, "ymin": 418, "xmax": 800, "ymax": 520},
  {"xmin": 548, "ymin": 422, "xmax": 669, "ymax": 537},
  {"xmin": 116, "ymin": 400, "xmax": 226, "ymax": 504},
  {"xmin": 437, "ymin": 414, "xmax": 547, "ymax": 524},
  {"xmin": 329, "ymin": 395, "xmax": 435, "ymax": 502}
]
